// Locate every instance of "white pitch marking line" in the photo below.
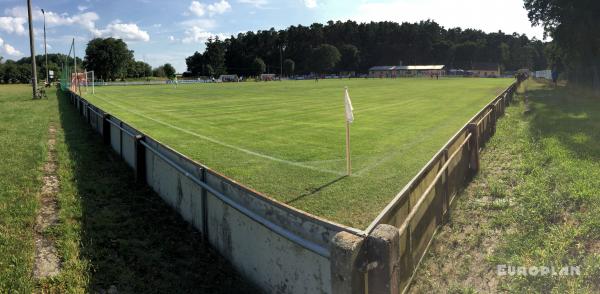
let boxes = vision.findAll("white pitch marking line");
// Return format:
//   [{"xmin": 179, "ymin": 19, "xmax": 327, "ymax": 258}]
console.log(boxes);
[{"xmin": 93, "ymin": 95, "xmax": 348, "ymax": 176}]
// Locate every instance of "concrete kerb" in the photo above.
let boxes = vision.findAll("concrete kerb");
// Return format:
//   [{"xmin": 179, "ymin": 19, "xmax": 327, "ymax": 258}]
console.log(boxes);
[
  {"xmin": 366, "ymin": 224, "xmax": 401, "ymax": 294},
  {"xmin": 330, "ymin": 231, "xmax": 367, "ymax": 294}
]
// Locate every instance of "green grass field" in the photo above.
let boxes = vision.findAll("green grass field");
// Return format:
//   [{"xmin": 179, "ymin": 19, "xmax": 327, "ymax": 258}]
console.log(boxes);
[
  {"xmin": 0, "ymin": 85, "xmax": 51, "ymax": 291},
  {"xmin": 81, "ymin": 78, "xmax": 513, "ymax": 228}
]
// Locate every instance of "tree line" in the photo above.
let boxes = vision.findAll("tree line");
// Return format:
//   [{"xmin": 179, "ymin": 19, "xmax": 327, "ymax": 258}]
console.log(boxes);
[
  {"xmin": 0, "ymin": 38, "xmax": 178, "ymax": 84},
  {"xmin": 83, "ymin": 38, "xmax": 174, "ymax": 81},
  {"xmin": 185, "ymin": 20, "xmax": 549, "ymax": 77},
  {"xmin": 0, "ymin": 53, "xmax": 81, "ymax": 84},
  {"xmin": 4, "ymin": 18, "xmax": 574, "ymax": 84}
]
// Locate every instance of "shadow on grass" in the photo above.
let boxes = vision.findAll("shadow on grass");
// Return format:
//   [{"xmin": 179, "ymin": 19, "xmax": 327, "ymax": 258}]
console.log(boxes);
[
  {"xmin": 286, "ymin": 175, "xmax": 348, "ymax": 205},
  {"xmin": 56, "ymin": 91, "xmax": 258, "ymax": 293},
  {"xmin": 527, "ymin": 84, "xmax": 600, "ymax": 161}
]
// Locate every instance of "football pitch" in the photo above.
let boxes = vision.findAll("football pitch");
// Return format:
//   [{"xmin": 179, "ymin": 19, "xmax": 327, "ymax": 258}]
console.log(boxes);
[{"xmin": 81, "ymin": 78, "xmax": 512, "ymax": 228}]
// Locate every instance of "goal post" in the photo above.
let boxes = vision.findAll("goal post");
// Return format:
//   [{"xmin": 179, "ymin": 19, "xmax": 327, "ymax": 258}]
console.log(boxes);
[{"xmin": 84, "ymin": 70, "xmax": 95, "ymax": 94}]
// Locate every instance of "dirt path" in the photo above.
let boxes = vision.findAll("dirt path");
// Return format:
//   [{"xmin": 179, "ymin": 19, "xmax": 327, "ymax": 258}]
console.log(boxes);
[{"xmin": 33, "ymin": 124, "xmax": 61, "ymax": 279}]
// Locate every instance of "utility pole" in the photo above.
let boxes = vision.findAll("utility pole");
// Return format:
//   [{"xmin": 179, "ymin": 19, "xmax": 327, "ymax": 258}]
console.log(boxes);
[
  {"xmin": 42, "ymin": 9, "xmax": 49, "ymax": 85},
  {"xmin": 27, "ymin": 0, "xmax": 38, "ymax": 98}
]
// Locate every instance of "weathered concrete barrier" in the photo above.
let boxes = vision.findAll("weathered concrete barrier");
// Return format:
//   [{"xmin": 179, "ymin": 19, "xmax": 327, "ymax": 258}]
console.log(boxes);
[{"xmin": 67, "ymin": 91, "xmax": 367, "ymax": 293}]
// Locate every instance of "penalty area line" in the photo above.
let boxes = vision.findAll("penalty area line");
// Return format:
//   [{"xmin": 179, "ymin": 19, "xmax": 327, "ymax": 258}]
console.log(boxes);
[{"xmin": 92, "ymin": 95, "xmax": 347, "ymax": 176}]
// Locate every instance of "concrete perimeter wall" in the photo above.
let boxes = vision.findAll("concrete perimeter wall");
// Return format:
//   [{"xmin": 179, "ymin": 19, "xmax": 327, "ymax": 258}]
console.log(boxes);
[{"xmin": 66, "ymin": 91, "xmax": 365, "ymax": 294}]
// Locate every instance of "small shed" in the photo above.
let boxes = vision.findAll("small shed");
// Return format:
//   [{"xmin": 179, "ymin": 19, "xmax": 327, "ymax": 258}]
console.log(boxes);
[
  {"xmin": 470, "ymin": 63, "xmax": 501, "ymax": 77},
  {"xmin": 369, "ymin": 65, "xmax": 445, "ymax": 78}
]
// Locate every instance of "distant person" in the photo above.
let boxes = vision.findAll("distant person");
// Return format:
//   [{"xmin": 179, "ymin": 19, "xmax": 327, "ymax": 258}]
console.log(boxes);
[{"xmin": 551, "ymin": 69, "xmax": 559, "ymax": 87}]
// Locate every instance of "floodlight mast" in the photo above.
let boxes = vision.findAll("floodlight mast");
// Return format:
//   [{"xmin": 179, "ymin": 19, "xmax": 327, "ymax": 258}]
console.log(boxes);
[
  {"xmin": 42, "ymin": 9, "xmax": 49, "ymax": 85},
  {"xmin": 27, "ymin": 0, "xmax": 38, "ymax": 99},
  {"xmin": 279, "ymin": 45, "xmax": 286, "ymax": 79}
]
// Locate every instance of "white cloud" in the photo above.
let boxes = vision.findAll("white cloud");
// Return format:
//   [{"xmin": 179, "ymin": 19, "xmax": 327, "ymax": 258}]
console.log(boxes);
[
  {"xmin": 3, "ymin": 6, "xmax": 152, "ymax": 48},
  {"xmin": 4, "ymin": 43, "xmax": 23, "ymax": 56},
  {"xmin": 304, "ymin": 0, "xmax": 317, "ymax": 9},
  {"xmin": 5, "ymin": 6, "xmax": 99, "ymax": 32},
  {"xmin": 352, "ymin": 0, "xmax": 544, "ymax": 39},
  {"xmin": 93, "ymin": 22, "xmax": 151, "ymax": 42},
  {"xmin": 206, "ymin": 0, "xmax": 232, "ymax": 15},
  {"xmin": 0, "ymin": 38, "xmax": 23, "ymax": 57},
  {"xmin": 188, "ymin": 0, "xmax": 231, "ymax": 17},
  {"xmin": 3, "ymin": 7, "xmax": 27, "ymax": 18},
  {"xmin": 189, "ymin": 1, "xmax": 206, "ymax": 16},
  {"xmin": 39, "ymin": 42, "xmax": 52, "ymax": 50},
  {"xmin": 180, "ymin": 18, "xmax": 217, "ymax": 30},
  {"xmin": 77, "ymin": 5, "xmax": 89, "ymax": 12},
  {"xmin": 0, "ymin": 16, "xmax": 27, "ymax": 35},
  {"xmin": 45, "ymin": 11, "xmax": 100, "ymax": 31},
  {"xmin": 182, "ymin": 26, "xmax": 227, "ymax": 44},
  {"xmin": 238, "ymin": 0, "xmax": 268, "ymax": 7}
]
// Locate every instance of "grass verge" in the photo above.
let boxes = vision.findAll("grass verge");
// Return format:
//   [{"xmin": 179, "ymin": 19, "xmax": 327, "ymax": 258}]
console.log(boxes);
[
  {"xmin": 410, "ymin": 80, "xmax": 600, "ymax": 293},
  {"xmin": 0, "ymin": 84, "xmax": 254, "ymax": 293},
  {"xmin": 0, "ymin": 85, "xmax": 51, "ymax": 292}
]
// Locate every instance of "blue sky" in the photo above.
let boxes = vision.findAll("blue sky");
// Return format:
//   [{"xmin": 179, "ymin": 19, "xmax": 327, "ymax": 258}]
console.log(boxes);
[{"xmin": 0, "ymin": 0, "xmax": 545, "ymax": 72}]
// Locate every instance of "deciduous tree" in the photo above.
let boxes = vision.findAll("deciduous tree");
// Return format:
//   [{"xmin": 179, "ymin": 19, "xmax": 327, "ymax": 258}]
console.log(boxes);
[
  {"xmin": 251, "ymin": 57, "xmax": 266, "ymax": 76},
  {"xmin": 311, "ymin": 44, "xmax": 340, "ymax": 74},
  {"xmin": 84, "ymin": 38, "xmax": 134, "ymax": 81}
]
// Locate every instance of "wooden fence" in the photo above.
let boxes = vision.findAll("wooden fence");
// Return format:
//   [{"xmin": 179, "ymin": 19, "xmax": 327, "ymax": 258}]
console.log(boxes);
[{"xmin": 360, "ymin": 79, "xmax": 521, "ymax": 293}]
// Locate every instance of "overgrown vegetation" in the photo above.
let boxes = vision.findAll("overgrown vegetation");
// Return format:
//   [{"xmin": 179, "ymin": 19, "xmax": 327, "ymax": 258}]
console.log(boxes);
[{"xmin": 411, "ymin": 80, "xmax": 600, "ymax": 292}]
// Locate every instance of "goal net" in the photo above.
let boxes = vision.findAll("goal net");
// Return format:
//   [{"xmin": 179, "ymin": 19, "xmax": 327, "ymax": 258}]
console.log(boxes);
[{"xmin": 84, "ymin": 70, "xmax": 95, "ymax": 94}]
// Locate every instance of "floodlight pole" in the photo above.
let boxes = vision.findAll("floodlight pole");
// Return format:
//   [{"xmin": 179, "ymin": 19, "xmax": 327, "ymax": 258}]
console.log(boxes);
[
  {"xmin": 42, "ymin": 9, "xmax": 48, "ymax": 85},
  {"xmin": 279, "ymin": 45, "xmax": 285, "ymax": 79},
  {"xmin": 27, "ymin": 0, "xmax": 38, "ymax": 99}
]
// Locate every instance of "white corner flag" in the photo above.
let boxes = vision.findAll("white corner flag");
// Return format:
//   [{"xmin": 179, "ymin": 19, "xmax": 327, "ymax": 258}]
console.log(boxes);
[
  {"xmin": 344, "ymin": 87, "xmax": 354, "ymax": 175},
  {"xmin": 344, "ymin": 87, "xmax": 354, "ymax": 123}
]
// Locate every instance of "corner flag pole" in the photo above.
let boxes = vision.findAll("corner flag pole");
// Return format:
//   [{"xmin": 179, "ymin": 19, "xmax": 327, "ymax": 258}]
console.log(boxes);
[
  {"xmin": 344, "ymin": 87, "xmax": 354, "ymax": 176},
  {"xmin": 346, "ymin": 119, "xmax": 351, "ymax": 175}
]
